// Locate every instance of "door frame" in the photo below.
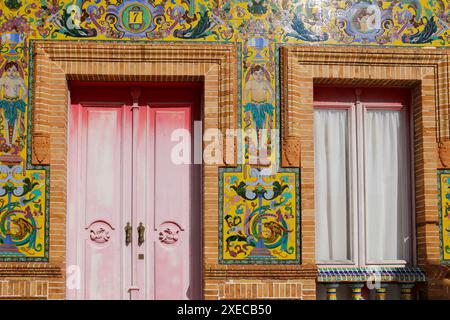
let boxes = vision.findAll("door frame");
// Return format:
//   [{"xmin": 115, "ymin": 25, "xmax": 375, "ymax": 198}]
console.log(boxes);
[{"xmin": 29, "ymin": 41, "xmax": 238, "ymax": 299}]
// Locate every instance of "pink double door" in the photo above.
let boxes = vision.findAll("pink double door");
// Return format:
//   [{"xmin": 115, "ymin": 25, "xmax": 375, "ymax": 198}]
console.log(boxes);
[{"xmin": 67, "ymin": 85, "xmax": 201, "ymax": 300}]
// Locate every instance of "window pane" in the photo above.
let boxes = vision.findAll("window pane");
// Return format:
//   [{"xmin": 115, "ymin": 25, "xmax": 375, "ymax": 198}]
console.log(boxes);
[
  {"xmin": 314, "ymin": 109, "xmax": 351, "ymax": 262},
  {"xmin": 365, "ymin": 110, "xmax": 411, "ymax": 262}
]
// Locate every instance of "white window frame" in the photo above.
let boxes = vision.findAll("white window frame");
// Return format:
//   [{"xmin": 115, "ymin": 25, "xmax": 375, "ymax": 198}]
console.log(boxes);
[{"xmin": 314, "ymin": 99, "xmax": 415, "ymax": 268}]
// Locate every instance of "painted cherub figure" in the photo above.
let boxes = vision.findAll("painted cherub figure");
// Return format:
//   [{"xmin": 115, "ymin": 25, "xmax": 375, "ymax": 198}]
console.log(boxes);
[
  {"xmin": 0, "ymin": 61, "xmax": 26, "ymax": 147},
  {"xmin": 243, "ymin": 65, "xmax": 274, "ymax": 164}
]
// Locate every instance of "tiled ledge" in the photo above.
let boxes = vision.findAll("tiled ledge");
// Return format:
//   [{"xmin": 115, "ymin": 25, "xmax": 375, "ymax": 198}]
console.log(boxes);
[{"xmin": 317, "ymin": 266, "xmax": 426, "ymax": 283}]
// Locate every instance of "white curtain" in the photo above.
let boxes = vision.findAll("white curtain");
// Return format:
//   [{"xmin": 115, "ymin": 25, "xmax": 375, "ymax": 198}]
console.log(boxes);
[
  {"xmin": 365, "ymin": 110, "xmax": 410, "ymax": 262},
  {"xmin": 314, "ymin": 109, "xmax": 351, "ymax": 262}
]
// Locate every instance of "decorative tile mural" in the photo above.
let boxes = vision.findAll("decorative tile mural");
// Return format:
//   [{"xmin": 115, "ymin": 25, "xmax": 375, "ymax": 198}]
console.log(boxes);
[
  {"xmin": 0, "ymin": 165, "xmax": 47, "ymax": 261},
  {"xmin": 438, "ymin": 170, "xmax": 450, "ymax": 264},
  {"xmin": 0, "ymin": 0, "xmax": 450, "ymax": 262},
  {"xmin": 220, "ymin": 166, "xmax": 299, "ymax": 263}
]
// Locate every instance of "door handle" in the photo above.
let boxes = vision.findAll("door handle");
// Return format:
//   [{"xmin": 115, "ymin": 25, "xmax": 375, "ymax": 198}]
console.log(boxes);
[
  {"xmin": 138, "ymin": 222, "xmax": 145, "ymax": 246},
  {"xmin": 125, "ymin": 222, "xmax": 132, "ymax": 246}
]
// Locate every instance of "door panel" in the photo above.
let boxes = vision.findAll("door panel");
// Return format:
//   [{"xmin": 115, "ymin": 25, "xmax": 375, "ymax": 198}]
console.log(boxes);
[
  {"xmin": 153, "ymin": 108, "xmax": 191, "ymax": 300},
  {"xmin": 67, "ymin": 84, "xmax": 201, "ymax": 300},
  {"xmin": 68, "ymin": 104, "xmax": 133, "ymax": 300},
  {"xmin": 135, "ymin": 107, "xmax": 192, "ymax": 300}
]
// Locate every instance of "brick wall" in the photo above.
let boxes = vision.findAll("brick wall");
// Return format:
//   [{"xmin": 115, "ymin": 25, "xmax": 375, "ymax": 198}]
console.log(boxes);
[
  {"xmin": 0, "ymin": 280, "xmax": 48, "ymax": 299},
  {"xmin": 210, "ymin": 279, "xmax": 316, "ymax": 300}
]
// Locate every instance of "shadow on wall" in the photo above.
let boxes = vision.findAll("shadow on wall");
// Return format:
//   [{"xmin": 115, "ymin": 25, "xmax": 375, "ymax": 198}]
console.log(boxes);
[{"xmin": 424, "ymin": 264, "xmax": 450, "ymax": 299}]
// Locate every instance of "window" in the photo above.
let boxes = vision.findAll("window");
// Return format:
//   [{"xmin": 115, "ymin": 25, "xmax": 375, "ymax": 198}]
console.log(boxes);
[{"xmin": 314, "ymin": 91, "xmax": 413, "ymax": 266}]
